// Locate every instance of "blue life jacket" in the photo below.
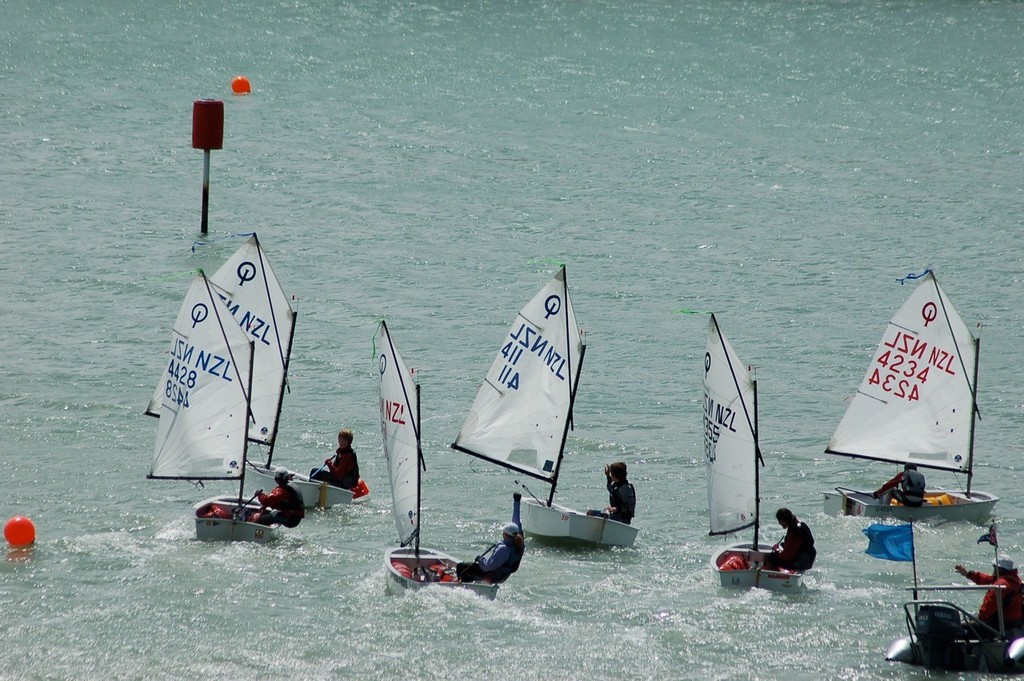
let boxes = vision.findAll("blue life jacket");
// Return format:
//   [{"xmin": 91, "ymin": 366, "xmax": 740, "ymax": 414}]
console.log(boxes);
[{"xmin": 486, "ymin": 541, "xmax": 524, "ymax": 584}]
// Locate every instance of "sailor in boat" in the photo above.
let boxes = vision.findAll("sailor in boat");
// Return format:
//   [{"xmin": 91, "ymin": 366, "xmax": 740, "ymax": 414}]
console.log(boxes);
[
  {"xmin": 311, "ymin": 427, "xmax": 365, "ymax": 494},
  {"xmin": 585, "ymin": 461, "xmax": 636, "ymax": 525},
  {"xmin": 955, "ymin": 556, "xmax": 1024, "ymax": 633},
  {"xmin": 763, "ymin": 508, "xmax": 816, "ymax": 572},
  {"xmin": 252, "ymin": 469, "xmax": 306, "ymax": 528},
  {"xmin": 456, "ymin": 493, "xmax": 524, "ymax": 584},
  {"xmin": 872, "ymin": 463, "xmax": 926, "ymax": 507}
]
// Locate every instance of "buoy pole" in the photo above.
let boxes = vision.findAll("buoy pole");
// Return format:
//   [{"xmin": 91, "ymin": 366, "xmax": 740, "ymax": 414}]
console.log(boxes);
[
  {"xmin": 201, "ymin": 149, "xmax": 212, "ymax": 235},
  {"xmin": 191, "ymin": 99, "xmax": 224, "ymax": 236}
]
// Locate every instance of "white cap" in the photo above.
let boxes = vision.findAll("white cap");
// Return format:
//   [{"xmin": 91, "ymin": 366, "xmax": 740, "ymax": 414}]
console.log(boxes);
[
  {"xmin": 995, "ymin": 556, "xmax": 1015, "ymax": 571},
  {"xmin": 502, "ymin": 522, "xmax": 522, "ymax": 536}
]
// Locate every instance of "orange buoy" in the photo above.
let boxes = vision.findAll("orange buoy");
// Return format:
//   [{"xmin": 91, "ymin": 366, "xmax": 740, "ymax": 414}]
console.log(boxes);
[
  {"xmin": 5, "ymin": 516, "xmax": 35, "ymax": 547},
  {"xmin": 231, "ymin": 75, "xmax": 252, "ymax": 95}
]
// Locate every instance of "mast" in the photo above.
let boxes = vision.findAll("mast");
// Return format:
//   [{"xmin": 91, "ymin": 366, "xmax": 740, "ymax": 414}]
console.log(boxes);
[
  {"xmin": 547, "ymin": 343, "xmax": 585, "ymax": 506},
  {"xmin": 236, "ymin": 340, "xmax": 255, "ymax": 508},
  {"xmin": 546, "ymin": 266, "xmax": 581, "ymax": 507},
  {"xmin": 264, "ymin": 308, "xmax": 296, "ymax": 465},
  {"xmin": 966, "ymin": 335, "xmax": 980, "ymax": 497},
  {"xmin": 414, "ymin": 381, "xmax": 423, "ymax": 557},
  {"xmin": 752, "ymin": 377, "xmax": 762, "ymax": 549},
  {"xmin": 252, "ymin": 234, "xmax": 295, "ymax": 463}
]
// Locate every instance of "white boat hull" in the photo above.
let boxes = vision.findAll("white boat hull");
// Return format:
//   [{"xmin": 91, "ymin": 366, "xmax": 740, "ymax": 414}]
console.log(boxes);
[
  {"xmin": 193, "ymin": 496, "xmax": 282, "ymax": 544},
  {"xmin": 248, "ymin": 464, "xmax": 369, "ymax": 509},
  {"xmin": 823, "ymin": 487, "xmax": 998, "ymax": 523},
  {"xmin": 384, "ymin": 546, "xmax": 498, "ymax": 600},
  {"xmin": 710, "ymin": 543, "xmax": 805, "ymax": 592},
  {"xmin": 522, "ymin": 498, "xmax": 638, "ymax": 547}
]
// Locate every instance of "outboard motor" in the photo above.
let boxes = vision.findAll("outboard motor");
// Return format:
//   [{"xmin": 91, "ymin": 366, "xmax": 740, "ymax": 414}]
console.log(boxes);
[
  {"xmin": 916, "ymin": 605, "xmax": 966, "ymax": 671},
  {"xmin": 1006, "ymin": 637, "xmax": 1024, "ymax": 673}
]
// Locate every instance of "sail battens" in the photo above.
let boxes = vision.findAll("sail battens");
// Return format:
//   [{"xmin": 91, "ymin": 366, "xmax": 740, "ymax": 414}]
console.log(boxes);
[
  {"xmin": 826, "ymin": 272, "xmax": 977, "ymax": 474},
  {"xmin": 377, "ymin": 321, "xmax": 422, "ymax": 549},
  {"xmin": 150, "ymin": 273, "xmax": 254, "ymax": 480},
  {"xmin": 704, "ymin": 315, "xmax": 759, "ymax": 538},
  {"xmin": 207, "ymin": 235, "xmax": 294, "ymax": 450},
  {"xmin": 452, "ymin": 267, "xmax": 583, "ymax": 490}
]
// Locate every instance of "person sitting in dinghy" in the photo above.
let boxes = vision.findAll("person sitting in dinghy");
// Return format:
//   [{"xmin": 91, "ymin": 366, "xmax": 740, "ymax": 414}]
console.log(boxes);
[
  {"xmin": 872, "ymin": 464, "xmax": 926, "ymax": 507},
  {"xmin": 456, "ymin": 493, "xmax": 524, "ymax": 584},
  {"xmin": 763, "ymin": 508, "xmax": 816, "ymax": 572},
  {"xmin": 955, "ymin": 556, "xmax": 1024, "ymax": 633},
  {"xmin": 586, "ymin": 461, "xmax": 636, "ymax": 524},
  {"xmin": 311, "ymin": 428, "xmax": 361, "ymax": 490},
  {"xmin": 252, "ymin": 469, "xmax": 306, "ymax": 528}
]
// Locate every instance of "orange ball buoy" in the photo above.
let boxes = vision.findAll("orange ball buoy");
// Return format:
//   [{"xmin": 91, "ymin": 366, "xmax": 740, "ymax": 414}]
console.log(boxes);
[
  {"xmin": 4, "ymin": 516, "xmax": 35, "ymax": 547},
  {"xmin": 231, "ymin": 75, "xmax": 252, "ymax": 95}
]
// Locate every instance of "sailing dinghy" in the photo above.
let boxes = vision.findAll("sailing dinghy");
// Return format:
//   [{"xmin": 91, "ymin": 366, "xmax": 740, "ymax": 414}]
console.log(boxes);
[
  {"xmin": 147, "ymin": 272, "xmax": 279, "ymax": 543},
  {"xmin": 452, "ymin": 266, "xmax": 638, "ymax": 548},
  {"xmin": 376, "ymin": 321, "xmax": 498, "ymax": 599},
  {"xmin": 822, "ymin": 271, "xmax": 998, "ymax": 522},
  {"xmin": 191, "ymin": 234, "xmax": 366, "ymax": 508},
  {"xmin": 704, "ymin": 315, "xmax": 803, "ymax": 591}
]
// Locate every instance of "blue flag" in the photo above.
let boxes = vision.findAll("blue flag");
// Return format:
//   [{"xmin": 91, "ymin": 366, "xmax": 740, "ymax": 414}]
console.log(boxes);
[
  {"xmin": 978, "ymin": 524, "xmax": 998, "ymax": 547},
  {"xmin": 864, "ymin": 523, "xmax": 914, "ymax": 562}
]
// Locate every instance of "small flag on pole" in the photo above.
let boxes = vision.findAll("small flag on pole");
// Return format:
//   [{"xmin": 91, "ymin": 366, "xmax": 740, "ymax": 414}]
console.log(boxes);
[
  {"xmin": 864, "ymin": 523, "xmax": 914, "ymax": 562},
  {"xmin": 978, "ymin": 524, "xmax": 998, "ymax": 548}
]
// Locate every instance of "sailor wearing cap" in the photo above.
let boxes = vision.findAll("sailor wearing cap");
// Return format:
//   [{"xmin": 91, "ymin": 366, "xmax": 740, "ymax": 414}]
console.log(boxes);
[
  {"xmin": 456, "ymin": 493, "xmax": 525, "ymax": 585},
  {"xmin": 955, "ymin": 555, "xmax": 1024, "ymax": 631}
]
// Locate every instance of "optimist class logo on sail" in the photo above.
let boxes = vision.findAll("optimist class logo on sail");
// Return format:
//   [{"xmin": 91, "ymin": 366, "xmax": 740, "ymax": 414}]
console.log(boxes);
[{"xmin": 494, "ymin": 294, "xmax": 569, "ymax": 391}]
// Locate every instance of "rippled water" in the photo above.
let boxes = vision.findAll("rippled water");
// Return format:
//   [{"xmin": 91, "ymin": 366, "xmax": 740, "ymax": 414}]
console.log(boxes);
[{"xmin": 2, "ymin": 1, "xmax": 1024, "ymax": 679}]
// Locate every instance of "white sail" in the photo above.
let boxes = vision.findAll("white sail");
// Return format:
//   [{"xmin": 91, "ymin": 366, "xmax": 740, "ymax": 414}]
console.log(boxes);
[
  {"xmin": 147, "ymin": 235, "xmax": 294, "ymax": 447},
  {"xmin": 150, "ymin": 274, "xmax": 253, "ymax": 479},
  {"xmin": 703, "ymin": 314, "xmax": 758, "ymax": 536},
  {"xmin": 453, "ymin": 267, "xmax": 583, "ymax": 482},
  {"xmin": 827, "ymin": 271, "xmax": 978, "ymax": 472},
  {"xmin": 376, "ymin": 321, "xmax": 420, "ymax": 547}
]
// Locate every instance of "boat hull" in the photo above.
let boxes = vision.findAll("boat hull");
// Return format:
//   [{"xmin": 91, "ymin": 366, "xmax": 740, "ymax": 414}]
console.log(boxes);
[
  {"xmin": 384, "ymin": 546, "xmax": 498, "ymax": 600},
  {"xmin": 823, "ymin": 487, "xmax": 998, "ymax": 523},
  {"xmin": 522, "ymin": 498, "xmax": 638, "ymax": 547},
  {"xmin": 710, "ymin": 543, "xmax": 805, "ymax": 592},
  {"xmin": 887, "ymin": 630, "xmax": 1024, "ymax": 673},
  {"xmin": 193, "ymin": 496, "xmax": 282, "ymax": 543},
  {"xmin": 248, "ymin": 464, "xmax": 369, "ymax": 509}
]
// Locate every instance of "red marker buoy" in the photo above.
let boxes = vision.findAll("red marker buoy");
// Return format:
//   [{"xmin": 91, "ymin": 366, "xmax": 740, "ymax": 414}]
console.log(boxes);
[
  {"xmin": 231, "ymin": 75, "xmax": 251, "ymax": 95},
  {"xmin": 192, "ymin": 99, "xmax": 224, "ymax": 235},
  {"xmin": 5, "ymin": 516, "xmax": 35, "ymax": 547}
]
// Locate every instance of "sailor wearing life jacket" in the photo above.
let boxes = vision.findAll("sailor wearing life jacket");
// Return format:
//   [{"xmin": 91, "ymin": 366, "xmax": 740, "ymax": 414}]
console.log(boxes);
[
  {"xmin": 586, "ymin": 461, "xmax": 637, "ymax": 524},
  {"xmin": 254, "ymin": 469, "xmax": 306, "ymax": 528},
  {"xmin": 873, "ymin": 464, "xmax": 926, "ymax": 507},
  {"xmin": 764, "ymin": 508, "xmax": 816, "ymax": 572},
  {"xmin": 456, "ymin": 493, "xmax": 524, "ymax": 584},
  {"xmin": 955, "ymin": 556, "xmax": 1024, "ymax": 632}
]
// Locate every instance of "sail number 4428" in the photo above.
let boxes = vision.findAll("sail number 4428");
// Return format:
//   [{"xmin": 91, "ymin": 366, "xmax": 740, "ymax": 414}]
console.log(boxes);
[{"xmin": 164, "ymin": 359, "xmax": 196, "ymax": 408}]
